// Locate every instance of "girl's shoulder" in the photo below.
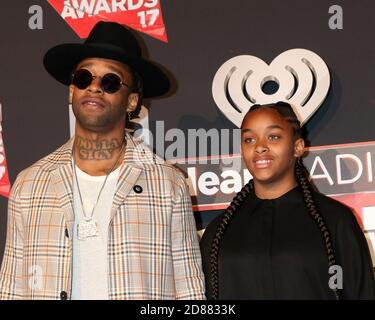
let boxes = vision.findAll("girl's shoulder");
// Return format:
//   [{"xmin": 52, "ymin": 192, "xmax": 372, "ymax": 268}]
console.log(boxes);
[
  {"xmin": 312, "ymin": 190, "xmax": 362, "ymax": 231},
  {"xmin": 312, "ymin": 191, "xmax": 352, "ymax": 214}
]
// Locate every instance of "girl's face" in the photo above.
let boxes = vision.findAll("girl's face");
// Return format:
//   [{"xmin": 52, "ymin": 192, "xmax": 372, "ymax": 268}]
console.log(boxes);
[{"xmin": 241, "ymin": 108, "xmax": 305, "ymax": 189}]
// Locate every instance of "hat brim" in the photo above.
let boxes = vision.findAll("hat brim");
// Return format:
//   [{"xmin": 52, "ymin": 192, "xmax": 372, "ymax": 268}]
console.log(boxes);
[{"xmin": 43, "ymin": 43, "xmax": 170, "ymax": 98}]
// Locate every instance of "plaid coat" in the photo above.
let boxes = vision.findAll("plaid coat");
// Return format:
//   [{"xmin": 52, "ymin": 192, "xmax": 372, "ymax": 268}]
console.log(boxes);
[{"xmin": 0, "ymin": 136, "xmax": 205, "ymax": 299}]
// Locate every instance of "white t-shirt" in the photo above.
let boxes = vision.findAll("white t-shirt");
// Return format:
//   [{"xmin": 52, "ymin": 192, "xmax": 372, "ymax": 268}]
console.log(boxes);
[{"xmin": 71, "ymin": 165, "xmax": 120, "ymax": 300}]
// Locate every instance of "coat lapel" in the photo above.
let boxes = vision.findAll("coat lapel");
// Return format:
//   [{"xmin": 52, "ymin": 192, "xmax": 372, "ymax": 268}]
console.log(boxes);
[
  {"xmin": 48, "ymin": 139, "xmax": 75, "ymax": 235},
  {"xmin": 110, "ymin": 164, "xmax": 142, "ymax": 220},
  {"xmin": 46, "ymin": 134, "xmax": 157, "ymax": 229},
  {"xmin": 110, "ymin": 133, "xmax": 158, "ymax": 220}
]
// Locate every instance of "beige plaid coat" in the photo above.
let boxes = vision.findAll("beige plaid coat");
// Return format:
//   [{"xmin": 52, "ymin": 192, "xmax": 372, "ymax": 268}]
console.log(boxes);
[{"xmin": 0, "ymin": 135, "xmax": 205, "ymax": 299}]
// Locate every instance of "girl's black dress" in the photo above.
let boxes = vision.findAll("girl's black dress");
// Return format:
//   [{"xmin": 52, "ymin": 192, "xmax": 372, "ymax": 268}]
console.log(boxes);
[{"xmin": 200, "ymin": 186, "xmax": 375, "ymax": 299}]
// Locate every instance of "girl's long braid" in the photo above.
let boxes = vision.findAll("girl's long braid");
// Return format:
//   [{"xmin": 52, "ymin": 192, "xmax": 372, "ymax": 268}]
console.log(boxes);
[
  {"xmin": 295, "ymin": 159, "xmax": 341, "ymax": 300},
  {"xmin": 209, "ymin": 181, "xmax": 252, "ymax": 300},
  {"xmin": 209, "ymin": 101, "xmax": 341, "ymax": 300}
]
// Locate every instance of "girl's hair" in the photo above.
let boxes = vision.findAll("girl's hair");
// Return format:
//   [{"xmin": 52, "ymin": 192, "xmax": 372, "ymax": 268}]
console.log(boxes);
[{"xmin": 209, "ymin": 101, "xmax": 341, "ymax": 300}]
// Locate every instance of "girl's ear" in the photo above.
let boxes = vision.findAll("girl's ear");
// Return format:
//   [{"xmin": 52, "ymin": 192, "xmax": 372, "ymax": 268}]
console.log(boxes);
[{"xmin": 294, "ymin": 138, "xmax": 305, "ymax": 158}]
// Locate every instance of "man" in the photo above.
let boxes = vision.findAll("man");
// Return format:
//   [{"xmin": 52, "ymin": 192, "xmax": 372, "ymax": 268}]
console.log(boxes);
[{"xmin": 0, "ymin": 21, "xmax": 205, "ymax": 300}]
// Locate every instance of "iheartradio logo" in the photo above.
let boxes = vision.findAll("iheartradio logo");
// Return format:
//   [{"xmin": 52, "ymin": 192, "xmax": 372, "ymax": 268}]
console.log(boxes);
[
  {"xmin": 212, "ymin": 49, "xmax": 331, "ymax": 127},
  {"xmin": 48, "ymin": 0, "xmax": 168, "ymax": 42}
]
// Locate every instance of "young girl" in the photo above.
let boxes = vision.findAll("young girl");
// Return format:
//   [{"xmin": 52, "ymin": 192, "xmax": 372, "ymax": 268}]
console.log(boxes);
[{"xmin": 200, "ymin": 102, "xmax": 375, "ymax": 300}]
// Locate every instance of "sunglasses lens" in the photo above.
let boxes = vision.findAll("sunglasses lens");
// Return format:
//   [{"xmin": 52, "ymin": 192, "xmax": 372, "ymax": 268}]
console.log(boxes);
[
  {"xmin": 72, "ymin": 69, "xmax": 93, "ymax": 90},
  {"xmin": 72, "ymin": 70, "xmax": 124, "ymax": 93},
  {"xmin": 101, "ymin": 73, "xmax": 122, "ymax": 93}
]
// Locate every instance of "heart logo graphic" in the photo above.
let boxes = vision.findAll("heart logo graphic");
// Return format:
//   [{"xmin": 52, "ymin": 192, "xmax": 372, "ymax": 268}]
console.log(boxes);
[{"xmin": 212, "ymin": 49, "xmax": 330, "ymax": 127}]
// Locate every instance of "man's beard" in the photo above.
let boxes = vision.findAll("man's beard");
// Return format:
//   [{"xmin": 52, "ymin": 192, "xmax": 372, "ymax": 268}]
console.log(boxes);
[{"xmin": 73, "ymin": 103, "xmax": 126, "ymax": 133}]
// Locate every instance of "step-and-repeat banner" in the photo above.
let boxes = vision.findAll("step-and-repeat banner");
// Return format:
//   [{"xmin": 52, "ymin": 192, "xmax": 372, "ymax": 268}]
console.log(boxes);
[{"xmin": 2, "ymin": 0, "xmax": 375, "ymax": 266}]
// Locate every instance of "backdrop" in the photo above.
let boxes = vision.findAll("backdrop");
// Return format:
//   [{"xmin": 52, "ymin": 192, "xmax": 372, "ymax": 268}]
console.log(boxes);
[{"xmin": 1, "ymin": 0, "xmax": 375, "ymax": 266}]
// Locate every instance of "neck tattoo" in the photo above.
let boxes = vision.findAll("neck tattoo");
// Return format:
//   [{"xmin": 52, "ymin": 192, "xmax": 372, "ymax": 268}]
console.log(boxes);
[{"xmin": 76, "ymin": 136, "xmax": 122, "ymax": 160}]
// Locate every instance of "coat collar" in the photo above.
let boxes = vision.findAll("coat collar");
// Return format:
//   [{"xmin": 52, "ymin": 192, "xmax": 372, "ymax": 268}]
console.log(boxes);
[{"xmin": 47, "ymin": 133, "xmax": 163, "ymax": 234}]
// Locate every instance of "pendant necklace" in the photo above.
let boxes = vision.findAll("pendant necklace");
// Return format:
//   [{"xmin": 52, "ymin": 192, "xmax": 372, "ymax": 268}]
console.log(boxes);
[{"xmin": 72, "ymin": 140, "xmax": 125, "ymax": 240}]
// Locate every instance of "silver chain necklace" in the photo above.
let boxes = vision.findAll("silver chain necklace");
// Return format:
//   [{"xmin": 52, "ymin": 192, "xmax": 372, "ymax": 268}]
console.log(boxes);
[{"xmin": 72, "ymin": 140, "xmax": 125, "ymax": 240}]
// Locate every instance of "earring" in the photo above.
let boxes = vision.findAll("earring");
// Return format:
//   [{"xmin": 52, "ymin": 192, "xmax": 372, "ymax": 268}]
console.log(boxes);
[{"xmin": 125, "ymin": 112, "xmax": 134, "ymax": 133}]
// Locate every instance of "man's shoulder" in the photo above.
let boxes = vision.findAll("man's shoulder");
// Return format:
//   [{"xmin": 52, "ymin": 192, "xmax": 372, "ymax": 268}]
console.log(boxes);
[
  {"xmin": 13, "ymin": 140, "xmax": 72, "ymax": 188},
  {"xmin": 129, "ymin": 137, "xmax": 185, "ymax": 179}
]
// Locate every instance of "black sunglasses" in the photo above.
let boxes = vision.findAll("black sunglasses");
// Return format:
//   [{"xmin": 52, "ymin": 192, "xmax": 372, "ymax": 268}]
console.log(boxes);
[{"xmin": 71, "ymin": 69, "xmax": 132, "ymax": 94}]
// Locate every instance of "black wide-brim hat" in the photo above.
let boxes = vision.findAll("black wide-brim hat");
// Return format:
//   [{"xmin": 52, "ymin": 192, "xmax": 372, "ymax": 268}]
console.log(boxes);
[{"xmin": 43, "ymin": 21, "xmax": 170, "ymax": 98}]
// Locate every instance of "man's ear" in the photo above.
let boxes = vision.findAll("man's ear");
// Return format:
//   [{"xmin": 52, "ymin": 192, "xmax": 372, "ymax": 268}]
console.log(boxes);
[
  {"xmin": 294, "ymin": 138, "xmax": 305, "ymax": 158},
  {"xmin": 126, "ymin": 92, "xmax": 139, "ymax": 112},
  {"xmin": 69, "ymin": 85, "xmax": 74, "ymax": 104}
]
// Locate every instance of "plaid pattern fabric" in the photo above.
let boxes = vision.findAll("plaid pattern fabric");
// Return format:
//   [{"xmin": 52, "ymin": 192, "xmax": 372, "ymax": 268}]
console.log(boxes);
[{"xmin": 0, "ymin": 135, "xmax": 205, "ymax": 300}]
